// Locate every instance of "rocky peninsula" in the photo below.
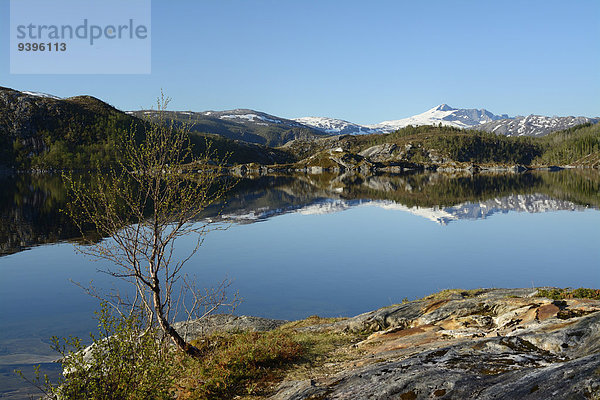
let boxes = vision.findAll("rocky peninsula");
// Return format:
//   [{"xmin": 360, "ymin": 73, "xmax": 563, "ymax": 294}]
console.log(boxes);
[{"xmin": 180, "ymin": 288, "xmax": 600, "ymax": 399}]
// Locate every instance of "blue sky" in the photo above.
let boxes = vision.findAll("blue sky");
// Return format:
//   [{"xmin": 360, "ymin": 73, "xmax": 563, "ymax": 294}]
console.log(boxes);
[{"xmin": 1, "ymin": 0, "xmax": 599, "ymax": 124}]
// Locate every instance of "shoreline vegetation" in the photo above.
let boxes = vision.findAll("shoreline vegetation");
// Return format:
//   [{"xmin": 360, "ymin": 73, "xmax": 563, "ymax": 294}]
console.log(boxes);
[{"xmin": 17, "ymin": 287, "xmax": 600, "ymax": 399}]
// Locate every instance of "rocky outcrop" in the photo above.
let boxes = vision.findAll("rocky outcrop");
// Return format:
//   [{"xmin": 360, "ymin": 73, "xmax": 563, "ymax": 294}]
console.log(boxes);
[
  {"xmin": 270, "ymin": 288, "xmax": 600, "ymax": 400},
  {"xmin": 358, "ymin": 143, "xmax": 399, "ymax": 162}
]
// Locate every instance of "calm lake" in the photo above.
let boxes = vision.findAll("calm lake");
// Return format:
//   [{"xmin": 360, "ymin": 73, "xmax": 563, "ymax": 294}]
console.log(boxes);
[{"xmin": 1, "ymin": 170, "xmax": 599, "ymax": 398}]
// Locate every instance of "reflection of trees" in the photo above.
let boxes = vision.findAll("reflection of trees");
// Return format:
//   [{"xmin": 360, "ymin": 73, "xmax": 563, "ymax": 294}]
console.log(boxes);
[
  {"xmin": 0, "ymin": 174, "xmax": 78, "ymax": 256},
  {"xmin": 304, "ymin": 170, "xmax": 600, "ymax": 209},
  {"xmin": 1, "ymin": 170, "xmax": 599, "ymax": 257},
  {"xmin": 339, "ymin": 172, "xmax": 544, "ymax": 208},
  {"xmin": 536, "ymin": 169, "xmax": 600, "ymax": 207}
]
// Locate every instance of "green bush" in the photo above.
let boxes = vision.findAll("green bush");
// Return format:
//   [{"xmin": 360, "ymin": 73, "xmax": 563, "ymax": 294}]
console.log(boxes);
[
  {"xmin": 536, "ymin": 287, "xmax": 600, "ymax": 300},
  {"xmin": 18, "ymin": 311, "xmax": 359, "ymax": 400},
  {"xmin": 18, "ymin": 303, "xmax": 180, "ymax": 400}
]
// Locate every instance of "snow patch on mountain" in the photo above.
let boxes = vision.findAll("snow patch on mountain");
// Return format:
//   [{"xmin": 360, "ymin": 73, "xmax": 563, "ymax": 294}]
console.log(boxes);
[
  {"xmin": 475, "ymin": 115, "xmax": 600, "ymax": 137},
  {"xmin": 293, "ymin": 117, "xmax": 379, "ymax": 135},
  {"xmin": 22, "ymin": 91, "xmax": 61, "ymax": 100},
  {"xmin": 221, "ymin": 113, "xmax": 282, "ymax": 124}
]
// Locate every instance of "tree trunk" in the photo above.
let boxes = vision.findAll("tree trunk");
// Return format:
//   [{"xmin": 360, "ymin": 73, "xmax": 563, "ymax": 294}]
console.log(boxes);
[{"xmin": 152, "ymin": 278, "xmax": 202, "ymax": 358}]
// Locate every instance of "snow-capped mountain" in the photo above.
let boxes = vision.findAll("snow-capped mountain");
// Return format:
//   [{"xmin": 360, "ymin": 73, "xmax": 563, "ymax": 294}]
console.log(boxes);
[
  {"xmin": 295, "ymin": 104, "xmax": 511, "ymax": 135},
  {"xmin": 128, "ymin": 108, "xmax": 328, "ymax": 146},
  {"xmin": 211, "ymin": 109, "xmax": 300, "ymax": 126},
  {"xmin": 292, "ymin": 117, "xmax": 379, "ymax": 135},
  {"xmin": 294, "ymin": 105, "xmax": 598, "ymax": 137},
  {"xmin": 474, "ymin": 115, "xmax": 600, "ymax": 137},
  {"xmin": 371, "ymin": 104, "xmax": 510, "ymax": 132}
]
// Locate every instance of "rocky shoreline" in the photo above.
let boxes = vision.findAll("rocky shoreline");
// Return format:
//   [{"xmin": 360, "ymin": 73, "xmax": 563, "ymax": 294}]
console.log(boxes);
[{"xmin": 179, "ymin": 288, "xmax": 600, "ymax": 399}]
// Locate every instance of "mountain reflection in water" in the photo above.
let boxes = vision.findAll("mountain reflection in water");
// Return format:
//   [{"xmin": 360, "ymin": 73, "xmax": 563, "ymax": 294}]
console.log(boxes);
[{"xmin": 1, "ymin": 169, "xmax": 598, "ymax": 256}]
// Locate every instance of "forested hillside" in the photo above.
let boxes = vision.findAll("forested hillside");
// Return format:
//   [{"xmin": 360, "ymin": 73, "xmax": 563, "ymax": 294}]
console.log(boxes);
[
  {"xmin": 0, "ymin": 87, "xmax": 141, "ymax": 169},
  {"xmin": 0, "ymin": 87, "xmax": 294, "ymax": 169},
  {"xmin": 535, "ymin": 123, "xmax": 600, "ymax": 167},
  {"xmin": 284, "ymin": 123, "xmax": 600, "ymax": 169}
]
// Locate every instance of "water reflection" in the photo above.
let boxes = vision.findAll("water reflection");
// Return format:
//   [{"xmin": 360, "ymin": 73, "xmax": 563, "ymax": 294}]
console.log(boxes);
[
  {"xmin": 1, "ymin": 170, "xmax": 599, "ymax": 256},
  {"xmin": 0, "ymin": 174, "xmax": 78, "ymax": 256},
  {"xmin": 2, "ymin": 170, "xmax": 599, "ymax": 399}
]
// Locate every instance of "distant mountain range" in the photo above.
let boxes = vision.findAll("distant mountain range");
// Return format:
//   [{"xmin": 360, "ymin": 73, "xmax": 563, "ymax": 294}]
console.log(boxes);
[
  {"xmin": 2, "ymin": 87, "xmax": 598, "ymax": 171},
  {"xmin": 4, "ymin": 88, "xmax": 597, "ymax": 144},
  {"xmin": 294, "ymin": 104, "xmax": 599, "ymax": 137},
  {"xmin": 128, "ymin": 108, "xmax": 328, "ymax": 147},
  {"xmin": 294, "ymin": 104, "xmax": 508, "ymax": 134},
  {"xmin": 130, "ymin": 103, "xmax": 598, "ymax": 141}
]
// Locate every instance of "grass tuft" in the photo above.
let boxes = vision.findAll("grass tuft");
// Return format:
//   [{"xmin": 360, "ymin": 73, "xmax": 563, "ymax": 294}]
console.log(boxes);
[
  {"xmin": 536, "ymin": 288, "xmax": 600, "ymax": 300},
  {"xmin": 423, "ymin": 288, "xmax": 487, "ymax": 300},
  {"xmin": 176, "ymin": 318, "xmax": 360, "ymax": 399}
]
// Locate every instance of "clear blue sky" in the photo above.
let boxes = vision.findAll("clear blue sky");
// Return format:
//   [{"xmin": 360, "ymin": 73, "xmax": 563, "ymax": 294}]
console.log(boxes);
[{"xmin": 1, "ymin": 0, "xmax": 599, "ymax": 124}]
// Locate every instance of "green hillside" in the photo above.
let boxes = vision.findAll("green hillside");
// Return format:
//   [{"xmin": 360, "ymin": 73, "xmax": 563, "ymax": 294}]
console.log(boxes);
[
  {"xmin": 0, "ymin": 88, "xmax": 141, "ymax": 169},
  {"xmin": 535, "ymin": 123, "xmax": 600, "ymax": 167},
  {"xmin": 0, "ymin": 88, "xmax": 295, "ymax": 169},
  {"xmin": 284, "ymin": 123, "xmax": 600, "ymax": 170}
]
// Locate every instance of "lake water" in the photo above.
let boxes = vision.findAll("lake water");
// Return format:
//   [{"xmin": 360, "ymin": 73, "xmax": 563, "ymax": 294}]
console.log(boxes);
[{"xmin": 1, "ymin": 170, "xmax": 599, "ymax": 398}]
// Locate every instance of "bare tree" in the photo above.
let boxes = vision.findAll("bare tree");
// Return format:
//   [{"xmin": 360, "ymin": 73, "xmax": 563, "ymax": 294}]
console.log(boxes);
[{"xmin": 65, "ymin": 93, "xmax": 234, "ymax": 358}]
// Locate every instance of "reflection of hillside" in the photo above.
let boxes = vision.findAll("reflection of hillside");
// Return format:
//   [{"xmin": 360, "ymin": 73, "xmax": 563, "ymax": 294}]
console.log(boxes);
[
  {"xmin": 336, "ymin": 170, "xmax": 600, "ymax": 209},
  {"xmin": 210, "ymin": 170, "xmax": 599, "ymax": 224},
  {"xmin": 0, "ymin": 174, "xmax": 80, "ymax": 256},
  {"xmin": 1, "ymin": 170, "xmax": 599, "ymax": 256},
  {"xmin": 534, "ymin": 169, "xmax": 600, "ymax": 208},
  {"xmin": 336, "ymin": 172, "xmax": 542, "ymax": 208}
]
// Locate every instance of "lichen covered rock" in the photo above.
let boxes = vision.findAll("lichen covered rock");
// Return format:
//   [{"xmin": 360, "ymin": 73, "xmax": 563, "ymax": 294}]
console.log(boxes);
[{"xmin": 270, "ymin": 288, "xmax": 600, "ymax": 400}]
